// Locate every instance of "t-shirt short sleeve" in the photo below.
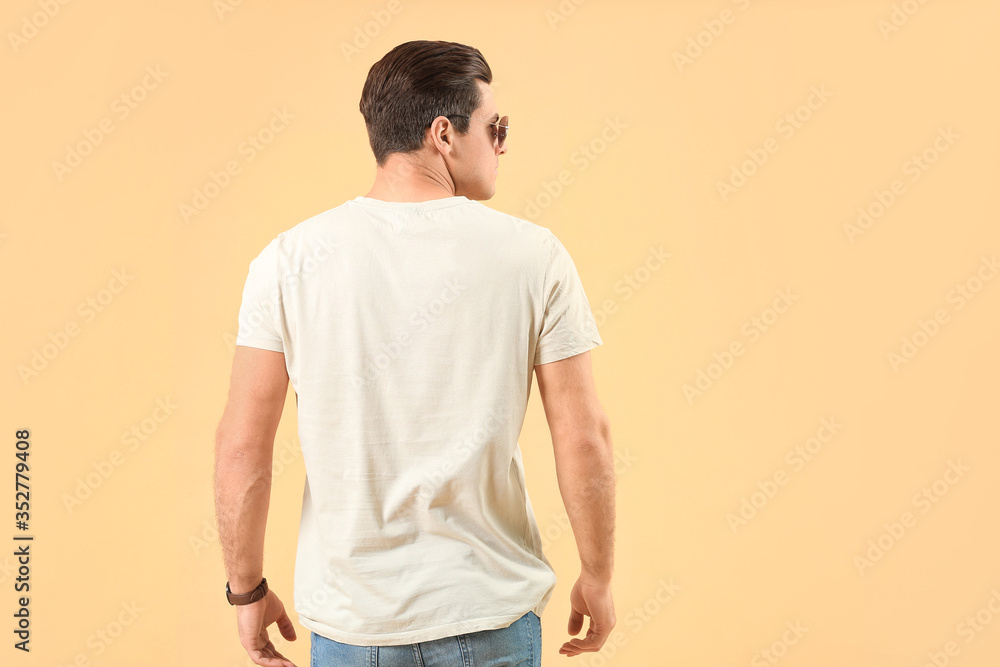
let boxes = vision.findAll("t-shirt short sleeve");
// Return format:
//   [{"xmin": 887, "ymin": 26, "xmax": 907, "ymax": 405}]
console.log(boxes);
[
  {"xmin": 534, "ymin": 231, "xmax": 603, "ymax": 366},
  {"xmin": 235, "ymin": 238, "xmax": 284, "ymax": 353}
]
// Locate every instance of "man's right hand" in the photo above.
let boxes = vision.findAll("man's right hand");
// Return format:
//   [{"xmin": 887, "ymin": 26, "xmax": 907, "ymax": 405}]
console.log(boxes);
[{"xmin": 559, "ymin": 575, "xmax": 616, "ymax": 657}]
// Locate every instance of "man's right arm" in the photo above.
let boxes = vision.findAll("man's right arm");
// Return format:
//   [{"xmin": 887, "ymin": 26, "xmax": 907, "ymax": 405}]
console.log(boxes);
[{"xmin": 534, "ymin": 349, "xmax": 617, "ymax": 656}]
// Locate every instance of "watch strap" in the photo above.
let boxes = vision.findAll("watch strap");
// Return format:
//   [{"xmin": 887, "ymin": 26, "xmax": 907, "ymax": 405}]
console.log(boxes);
[{"xmin": 226, "ymin": 577, "xmax": 268, "ymax": 605}]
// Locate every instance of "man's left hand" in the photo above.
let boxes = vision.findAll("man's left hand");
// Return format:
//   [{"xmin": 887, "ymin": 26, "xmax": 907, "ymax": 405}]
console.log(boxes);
[{"xmin": 235, "ymin": 588, "xmax": 298, "ymax": 667}]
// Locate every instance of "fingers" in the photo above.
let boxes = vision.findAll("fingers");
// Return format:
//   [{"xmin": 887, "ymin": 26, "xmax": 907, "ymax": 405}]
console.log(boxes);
[
  {"xmin": 248, "ymin": 640, "xmax": 297, "ymax": 667},
  {"xmin": 237, "ymin": 591, "xmax": 298, "ymax": 667},
  {"xmin": 248, "ymin": 648, "xmax": 296, "ymax": 667},
  {"xmin": 268, "ymin": 644, "xmax": 296, "ymax": 667},
  {"xmin": 560, "ymin": 630, "xmax": 608, "ymax": 656},
  {"xmin": 244, "ymin": 632, "xmax": 297, "ymax": 667},
  {"xmin": 567, "ymin": 607, "xmax": 584, "ymax": 635},
  {"xmin": 563, "ymin": 576, "xmax": 616, "ymax": 657},
  {"xmin": 277, "ymin": 606, "xmax": 297, "ymax": 641},
  {"xmin": 560, "ymin": 617, "xmax": 614, "ymax": 657}
]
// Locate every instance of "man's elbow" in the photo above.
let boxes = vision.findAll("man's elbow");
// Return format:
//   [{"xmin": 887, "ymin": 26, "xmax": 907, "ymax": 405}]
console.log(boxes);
[
  {"xmin": 214, "ymin": 422, "xmax": 259, "ymax": 464},
  {"xmin": 214, "ymin": 421, "xmax": 239, "ymax": 460},
  {"xmin": 214, "ymin": 433, "xmax": 273, "ymax": 493},
  {"xmin": 217, "ymin": 427, "xmax": 279, "ymax": 475}
]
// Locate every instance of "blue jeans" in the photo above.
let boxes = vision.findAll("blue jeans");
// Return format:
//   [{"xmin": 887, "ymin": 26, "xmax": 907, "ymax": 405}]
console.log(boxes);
[{"xmin": 310, "ymin": 611, "xmax": 541, "ymax": 666}]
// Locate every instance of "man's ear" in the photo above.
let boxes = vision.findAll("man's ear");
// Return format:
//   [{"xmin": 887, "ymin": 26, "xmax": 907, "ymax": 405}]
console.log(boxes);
[{"xmin": 429, "ymin": 117, "xmax": 454, "ymax": 152}]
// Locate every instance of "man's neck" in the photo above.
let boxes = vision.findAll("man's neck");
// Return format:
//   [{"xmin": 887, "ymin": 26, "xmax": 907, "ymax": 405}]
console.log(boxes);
[{"xmin": 365, "ymin": 159, "xmax": 458, "ymax": 202}]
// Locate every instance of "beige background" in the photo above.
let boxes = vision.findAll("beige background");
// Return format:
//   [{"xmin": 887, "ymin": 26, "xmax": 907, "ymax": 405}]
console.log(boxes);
[{"xmin": 3, "ymin": 0, "xmax": 999, "ymax": 665}]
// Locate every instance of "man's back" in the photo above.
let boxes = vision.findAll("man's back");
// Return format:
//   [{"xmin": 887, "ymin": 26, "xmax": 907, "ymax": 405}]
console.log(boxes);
[{"xmin": 234, "ymin": 194, "xmax": 604, "ymax": 646}]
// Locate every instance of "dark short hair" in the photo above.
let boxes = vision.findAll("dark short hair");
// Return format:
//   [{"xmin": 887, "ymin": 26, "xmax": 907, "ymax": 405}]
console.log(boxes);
[{"xmin": 359, "ymin": 40, "xmax": 493, "ymax": 167}]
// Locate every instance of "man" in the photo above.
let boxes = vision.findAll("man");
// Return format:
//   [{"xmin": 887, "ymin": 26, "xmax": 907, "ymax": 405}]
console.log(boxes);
[{"xmin": 214, "ymin": 39, "xmax": 616, "ymax": 667}]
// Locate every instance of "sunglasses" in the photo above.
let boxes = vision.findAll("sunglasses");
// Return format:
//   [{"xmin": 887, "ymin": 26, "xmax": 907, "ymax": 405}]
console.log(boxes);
[{"xmin": 443, "ymin": 114, "xmax": 509, "ymax": 149}]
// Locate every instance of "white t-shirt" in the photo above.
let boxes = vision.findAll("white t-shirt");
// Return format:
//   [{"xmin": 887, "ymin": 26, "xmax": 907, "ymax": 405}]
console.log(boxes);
[{"xmin": 234, "ymin": 194, "xmax": 603, "ymax": 646}]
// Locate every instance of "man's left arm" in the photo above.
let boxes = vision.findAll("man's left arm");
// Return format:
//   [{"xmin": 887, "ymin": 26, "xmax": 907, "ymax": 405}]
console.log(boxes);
[{"xmin": 214, "ymin": 345, "xmax": 298, "ymax": 667}]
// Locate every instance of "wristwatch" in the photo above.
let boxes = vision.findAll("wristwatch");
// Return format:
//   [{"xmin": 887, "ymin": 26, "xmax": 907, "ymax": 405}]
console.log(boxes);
[{"xmin": 226, "ymin": 577, "xmax": 268, "ymax": 605}]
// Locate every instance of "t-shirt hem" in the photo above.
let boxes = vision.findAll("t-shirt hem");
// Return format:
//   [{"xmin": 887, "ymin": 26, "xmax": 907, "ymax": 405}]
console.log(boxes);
[
  {"xmin": 534, "ymin": 338, "xmax": 602, "ymax": 366},
  {"xmin": 299, "ymin": 609, "xmax": 534, "ymax": 647},
  {"xmin": 235, "ymin": 337, "xmax": 284, "ymax": 353}
]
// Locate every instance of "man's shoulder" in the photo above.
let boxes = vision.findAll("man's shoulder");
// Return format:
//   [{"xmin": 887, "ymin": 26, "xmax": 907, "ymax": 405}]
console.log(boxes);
[
  {"xmin": 281, "ymin": 201, "xmax": 353, "ymax": 237},
  {"xmin": 255, "ymin": 199, "xmax": 559, "ymax": 261},
  {"xmin": 263, "ymin": 202, "xmax": 354, "ymax": 256},
  {"xmin": 462, "ymin": 200, "xmax": 557, "ymax": 248}
]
